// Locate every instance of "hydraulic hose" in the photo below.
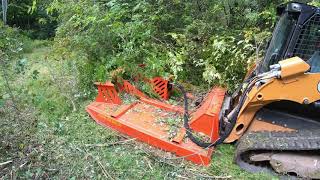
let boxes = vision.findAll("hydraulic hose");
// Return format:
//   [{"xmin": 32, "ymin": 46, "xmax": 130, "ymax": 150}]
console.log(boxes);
[{"xmin": 174, "ymin": 79, "xmax": 256, "ymax": 148}]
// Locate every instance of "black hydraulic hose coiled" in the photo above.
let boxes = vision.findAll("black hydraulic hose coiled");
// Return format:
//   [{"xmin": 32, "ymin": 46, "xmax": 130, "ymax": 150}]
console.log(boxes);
[{"xmin": 174, "ymin": 80, "xmax": 256, "ymax": 148}]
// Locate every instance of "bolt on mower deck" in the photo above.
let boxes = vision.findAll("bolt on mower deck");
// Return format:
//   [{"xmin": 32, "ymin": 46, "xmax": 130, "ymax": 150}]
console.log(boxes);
[{"xmin": 86, "ymin": 79, "xmax": 225, "ymax": 165}]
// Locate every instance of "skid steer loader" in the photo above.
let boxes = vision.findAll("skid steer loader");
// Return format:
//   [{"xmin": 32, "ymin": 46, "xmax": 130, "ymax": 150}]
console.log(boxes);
[{"xmin": 86, "ymin": 2, "xmax": 320, "ymax": 178}]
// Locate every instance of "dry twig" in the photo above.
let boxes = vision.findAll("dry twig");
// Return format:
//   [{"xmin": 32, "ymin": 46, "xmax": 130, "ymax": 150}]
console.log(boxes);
[
  {"xmin": 85, "ymin": 138, "xmax": 136, "ymax": 147},
  {"xmin": 187, "ymin": 168, "xmax": 232, "ymax": 179},
  {"xmin": 0, "ymin": 160, "xmax": 12, "ymax": 166},
  {"xmin": 139, "ymin": 146, "xmax": 232, "ymax": 179},
  {"xmin": 96, "ymin": 159, "xmax": 114, "ymax": 180}
]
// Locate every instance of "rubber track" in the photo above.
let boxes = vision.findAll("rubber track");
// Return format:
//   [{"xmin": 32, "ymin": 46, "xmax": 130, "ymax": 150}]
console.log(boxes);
[{"xmin": 235, "ymin": 130, "xmax": 320, "ymax": 174}]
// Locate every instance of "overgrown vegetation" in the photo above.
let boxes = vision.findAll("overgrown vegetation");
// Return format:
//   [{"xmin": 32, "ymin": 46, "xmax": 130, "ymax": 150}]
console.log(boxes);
[
  {"xmin": 49, "ymin": 0, "xmax": 277, "ymax": 91},
  {"xmin": 1, "ymin": 0, "xmax": 319, "ymax": 179},
  {"xmin": 5, "ymin": 0, "xmax": 56, "ymax": 39}
]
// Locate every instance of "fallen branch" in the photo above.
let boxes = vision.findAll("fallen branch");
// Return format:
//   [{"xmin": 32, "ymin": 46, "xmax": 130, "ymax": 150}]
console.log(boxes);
[
  {"xmin": 144, "ymin": 157, "xmax": 153, "ymax": 171},
  {"xmin": 85, "ymin": 138, "xmax": 136, "ymax": 147},
  {"xmin": 176, "ymin": 175, "xmax": 188, "ymax": 179},
  {"xmin": 10, "ymin": 170, "xmax": 14, "ymax": 180},
  {"xmin": 19, "ymin": 162, "xmax": 28, "ymax": 168},
  {"xmin": 187, "ymin": 168, "xmax": 232, "ymax": 179},
  {"xmin": 0, "ymin": 160, "xmax": 12, "ymax": 166},
  {"xmin": 96, "ymin": 159, "xmax": 114, "ymax": 180}
]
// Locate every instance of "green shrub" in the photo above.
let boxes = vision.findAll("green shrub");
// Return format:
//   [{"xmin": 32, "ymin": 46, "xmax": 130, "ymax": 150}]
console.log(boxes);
[{"xmin": 46, "ymin": 0, "xmax": 284, "ymax": 93}]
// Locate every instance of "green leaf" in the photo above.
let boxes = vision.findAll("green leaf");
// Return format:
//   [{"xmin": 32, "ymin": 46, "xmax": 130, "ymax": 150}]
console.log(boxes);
[{"xmin": 0, "ymin": 99, "xmax": 4, "ymax": 108}]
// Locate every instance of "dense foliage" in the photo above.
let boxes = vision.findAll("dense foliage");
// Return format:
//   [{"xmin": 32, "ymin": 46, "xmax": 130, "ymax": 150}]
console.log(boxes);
[
  {"xmin": 3, "ymin": 0, "xmax": 56, "ymax": 38},
  {"xmin": 4, "ymin": 0, "xmax": 319, "ymax": 91},
  {"xmin": 50, "ymin": 1, "xmax": 271, "ymax": 91}
]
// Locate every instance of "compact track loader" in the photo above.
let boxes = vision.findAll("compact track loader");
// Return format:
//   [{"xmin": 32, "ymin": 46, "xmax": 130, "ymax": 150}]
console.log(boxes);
[{"xmin": 87, "ymin": 2, "xmax": 320, "ymax": 178}]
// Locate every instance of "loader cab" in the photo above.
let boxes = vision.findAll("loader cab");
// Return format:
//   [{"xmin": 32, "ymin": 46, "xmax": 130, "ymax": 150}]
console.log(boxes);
[
  {"xmin": 259, "ymin": 2, "xmax": 320, "ymax": 73},
  {"xmin": 257, "ymin": 2, "xmax": 320, "ymax": 130}
]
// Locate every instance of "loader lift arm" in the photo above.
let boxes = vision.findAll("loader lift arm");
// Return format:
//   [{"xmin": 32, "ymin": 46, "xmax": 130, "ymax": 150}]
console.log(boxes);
[{"xmin": 226, "ymin": 57, "xmax": 320, "ymax": 142}]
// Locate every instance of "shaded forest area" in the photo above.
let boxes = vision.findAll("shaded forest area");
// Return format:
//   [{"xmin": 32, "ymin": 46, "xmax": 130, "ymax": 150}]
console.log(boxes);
[{"xmin": 1, "ymin": 0, "xmax": 319, "ymax": 179}]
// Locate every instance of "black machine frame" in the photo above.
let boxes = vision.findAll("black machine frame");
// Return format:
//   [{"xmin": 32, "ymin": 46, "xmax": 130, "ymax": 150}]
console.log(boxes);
[{"xmin": 259, "ymin": 2, "xmax": 320, "ymax": 73}]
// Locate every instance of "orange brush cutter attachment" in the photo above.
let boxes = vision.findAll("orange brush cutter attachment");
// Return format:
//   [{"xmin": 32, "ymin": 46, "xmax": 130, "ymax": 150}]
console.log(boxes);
[{"xmin": 86, "ymin": 80, "xmax": 225, "ymax": 165}]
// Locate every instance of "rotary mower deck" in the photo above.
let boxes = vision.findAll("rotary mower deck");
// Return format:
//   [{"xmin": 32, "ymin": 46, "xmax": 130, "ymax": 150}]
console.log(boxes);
[{"xmin": 86, "ymin": 79, "xmax": 225, "ymax": 165}]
